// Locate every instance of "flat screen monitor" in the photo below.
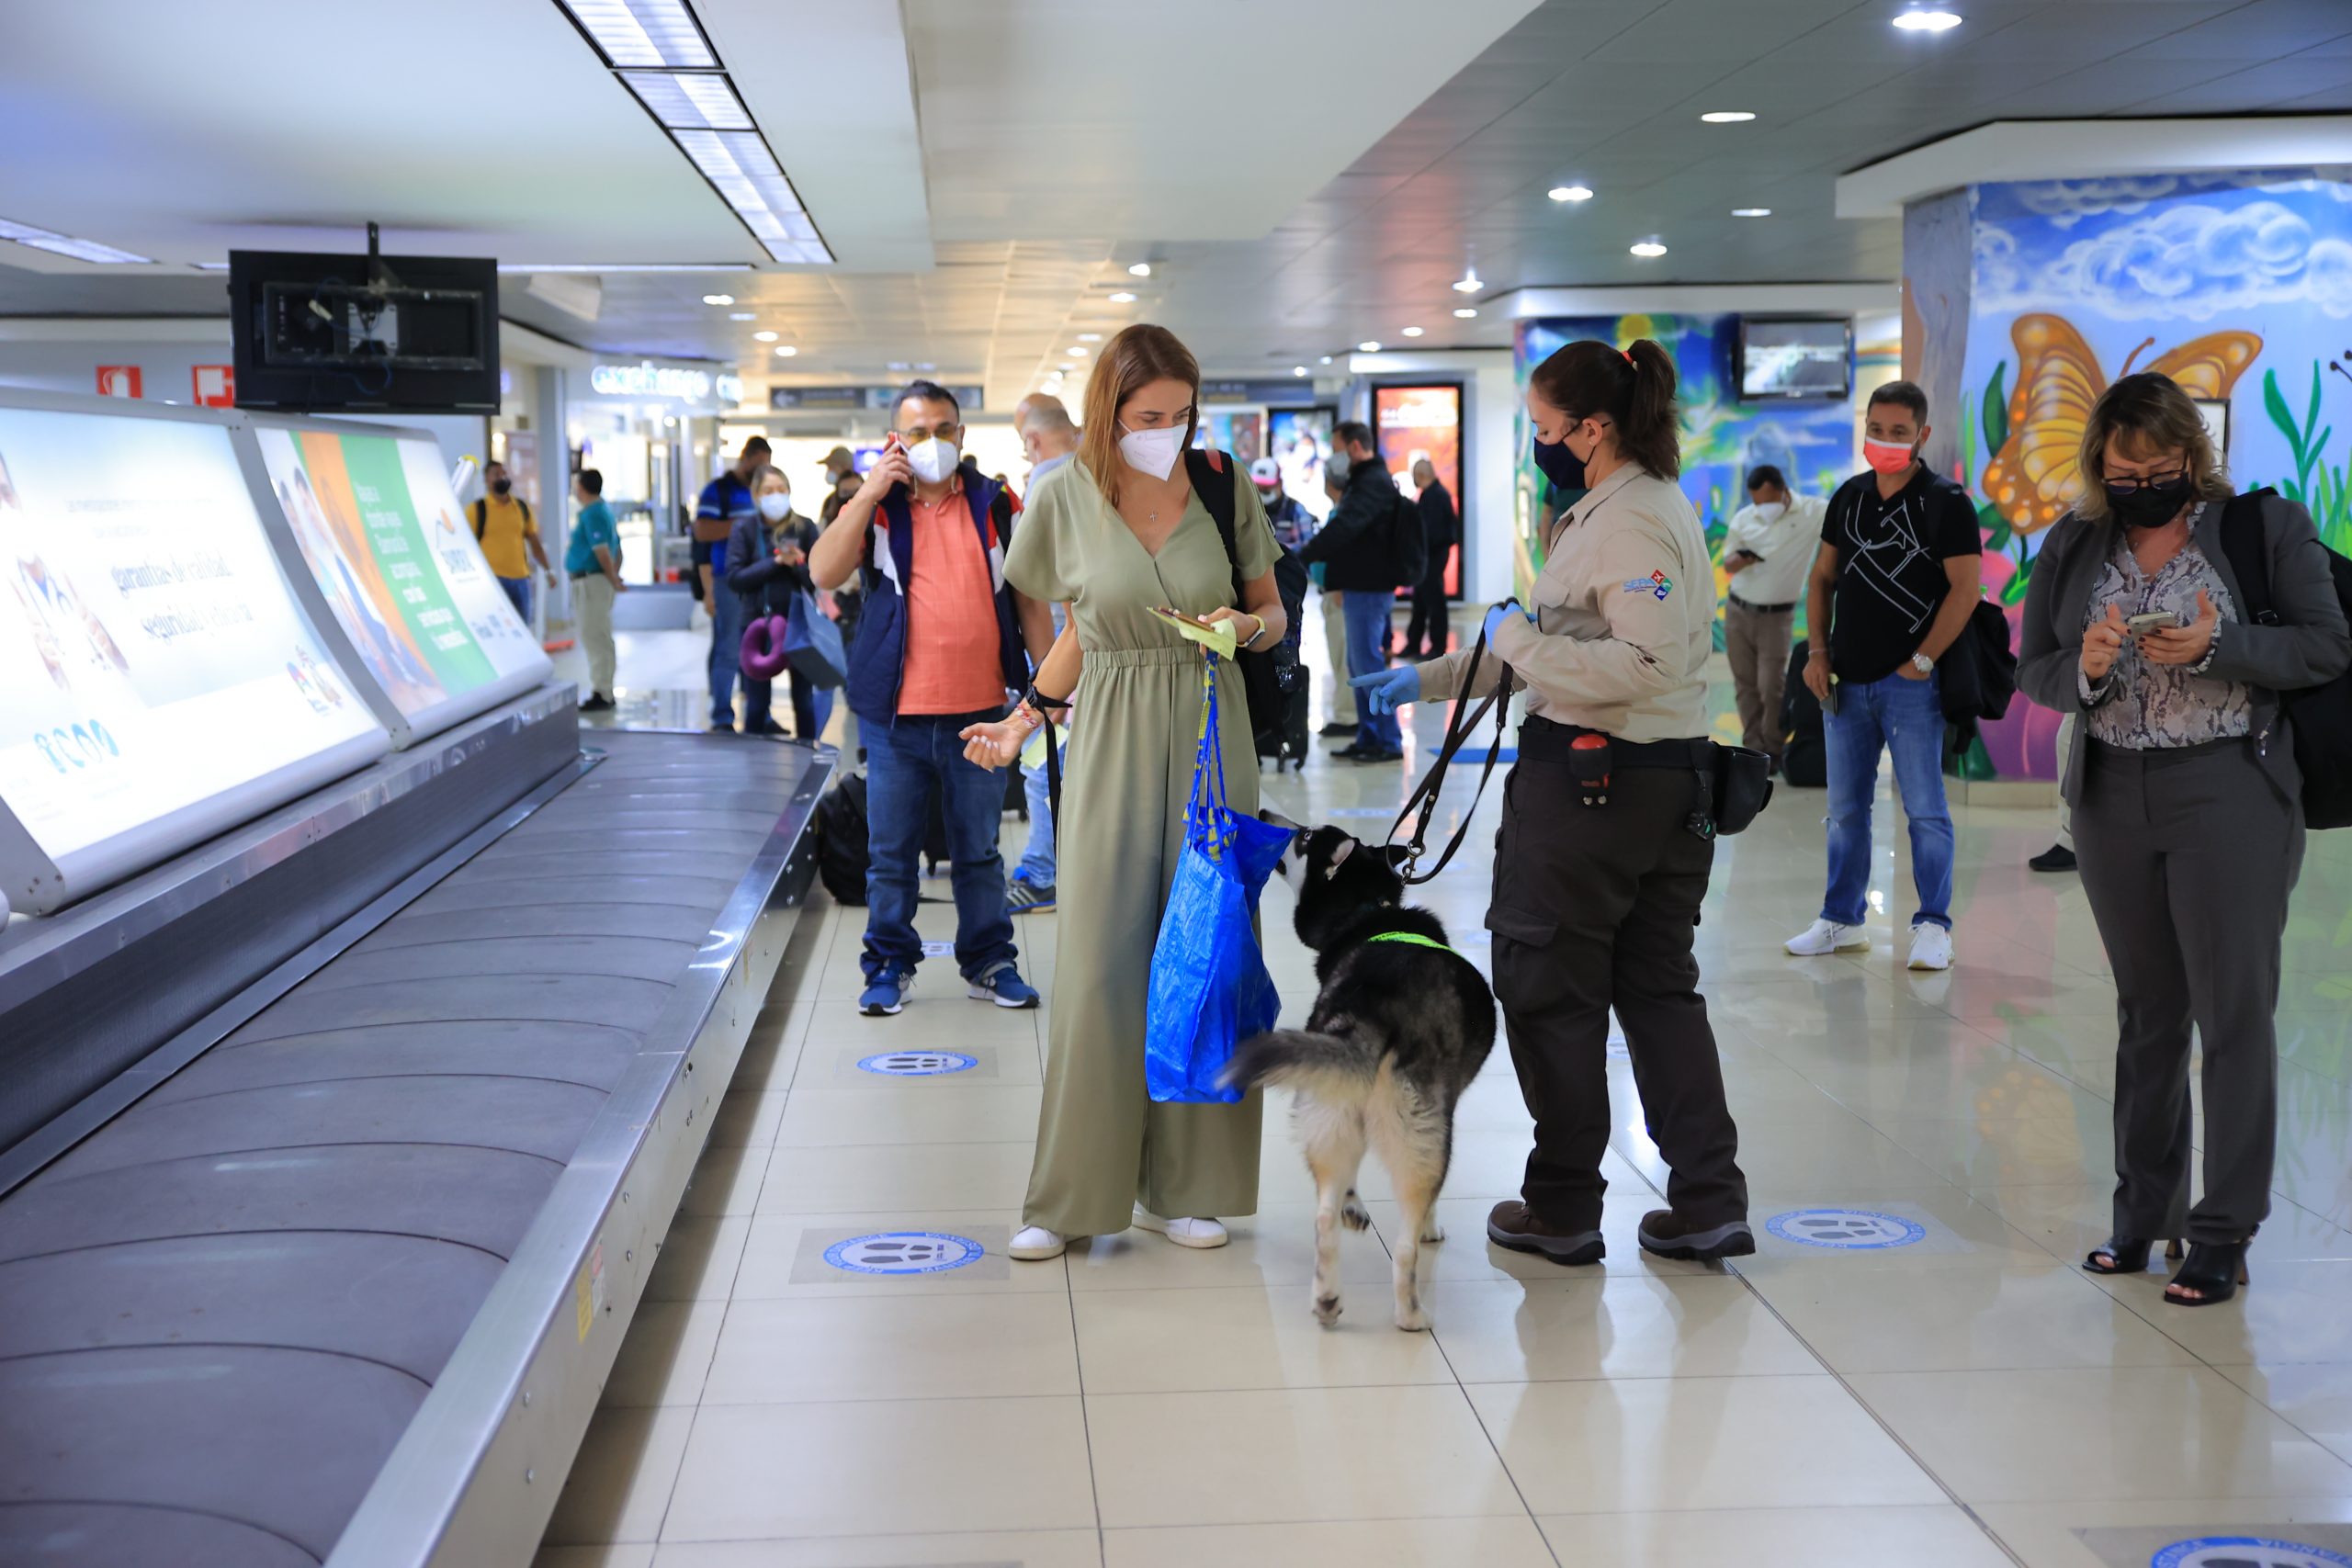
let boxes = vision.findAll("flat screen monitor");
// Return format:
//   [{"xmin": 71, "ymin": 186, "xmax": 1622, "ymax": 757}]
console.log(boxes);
[
  {"xmin": 1739, "ymin": 318, "xmax": 1853, "ymax": 400},
  {"xmin": 228, "ymin": 249, "xmax": 500, "ymax": 413},
  {"xmin": 1374, "ymin": 384, "xmax": 1464, "ymax": 598},
  {"xmin": 0, "ymin": 399, "xmax": 390, "ymax": 910}
]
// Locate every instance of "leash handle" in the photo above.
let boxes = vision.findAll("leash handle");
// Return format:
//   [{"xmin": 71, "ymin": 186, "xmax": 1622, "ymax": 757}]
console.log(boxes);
[{"xmin": 1387, "ymin": 608, "xmax": 1518, "ymax": 886}]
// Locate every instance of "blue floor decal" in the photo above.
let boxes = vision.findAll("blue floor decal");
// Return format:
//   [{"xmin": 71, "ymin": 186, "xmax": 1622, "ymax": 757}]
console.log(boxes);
[
  {"xmin": 823, "ymin": 1232, "xmax": 986, "ymax": 1275},
  {"xmin": 1765, "ymin": 1208, "xmax": 1928, "ymax": 1249},
  {"xmin": 858, "ymin": 1051, "xmax": 979, "ymax": 1077},
  {"xmin": 2152, "ymin": 1539, "xmax": 2352, "ymax": 1568}
]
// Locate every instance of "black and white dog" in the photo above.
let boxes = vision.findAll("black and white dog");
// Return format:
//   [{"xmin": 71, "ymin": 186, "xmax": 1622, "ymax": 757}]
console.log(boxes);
[{"xmin": 1223, "ymin": 816, "xmax": 1497, "ymax": 1331}]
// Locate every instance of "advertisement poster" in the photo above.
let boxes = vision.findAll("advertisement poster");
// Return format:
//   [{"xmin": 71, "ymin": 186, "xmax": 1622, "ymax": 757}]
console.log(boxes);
[
  {"xmin": 256, "ymin": 426, "xmax": 545, "ymax": 724},
  {"xmin": 1190, "ymin": 410, "xmax": 1264, "ymax": 466},
  {"xmin": 1268, "ymin": 407, "xmax": 1333, "ymax": 520},
  {"xmin": 0, "ymin": 406, "xmax": 387, "ymax": 897},
  {"xmin": 1375, "ymin": 384, "xmax": 1463, "ymax": 597}
]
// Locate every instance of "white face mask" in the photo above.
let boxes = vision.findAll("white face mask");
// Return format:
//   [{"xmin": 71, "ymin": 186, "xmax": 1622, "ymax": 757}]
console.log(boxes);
[
  {"xmin": 905, "ymin": 436, "xmax": 958, "ymax": 485},
  {"xmin": 1118, "ymin": 422, "xmax": 1187, "ymax": 481},
  {"xmin": 757, "ymin": 491, "xmax": 792, "ymax": 522},
  {"xmin": 1751, "ymin": 501, "xmax": 1785, "ymax": 523}
]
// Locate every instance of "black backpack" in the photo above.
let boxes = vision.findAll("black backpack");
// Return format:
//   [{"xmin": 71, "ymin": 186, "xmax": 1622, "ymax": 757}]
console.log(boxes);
[
  {"xmin": 1184, "ymin": 448, "xmax": 1306, "ymax": 745},
  {"xmin": 813, "ymin": 773, "xmax": 871, "ymax": 905},
  {"xmin": 2219, "ymin": 488, "xmax": 2352, "ymax": 829},
  {"xmin": 1390, "ymin": 487, "xmax": 1429, "ymax": 587},
  {"xmin": 469, "ymin": 495, "xmax": 530, "ymax": 540}
]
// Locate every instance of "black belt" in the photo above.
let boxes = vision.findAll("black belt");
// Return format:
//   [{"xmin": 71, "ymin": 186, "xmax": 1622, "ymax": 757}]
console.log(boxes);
[
  {"xmin": 2088, "ymin": 735, "xmax": 2247, "ymax": 766},
  {"xmin": 1520, "ymin": 715, "xmax": 1711, "ymax": 769},
  {"xmin": 1728, "ymin": 592, "xmax": 1798, "ymax": 615}
]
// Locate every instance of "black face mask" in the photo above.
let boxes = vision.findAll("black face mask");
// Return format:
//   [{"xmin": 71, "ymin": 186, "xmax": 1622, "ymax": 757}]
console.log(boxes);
[
  {"xmin": 2104, "ymin": 475, "xmax": 2191, "ymax": 530},
  {"xmin": 1532, "ymin": 429, "xmax": 1586, "ymax": 493},
  {"xmin": 489, "ymin": 476, "xmax": 513, "ymax": 496}
]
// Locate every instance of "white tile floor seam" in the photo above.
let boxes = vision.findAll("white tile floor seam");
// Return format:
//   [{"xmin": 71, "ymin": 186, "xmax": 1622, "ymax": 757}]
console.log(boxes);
[{"xmin": 538, "ymin": 638, "xmax": 2352, "ymax": 1568}]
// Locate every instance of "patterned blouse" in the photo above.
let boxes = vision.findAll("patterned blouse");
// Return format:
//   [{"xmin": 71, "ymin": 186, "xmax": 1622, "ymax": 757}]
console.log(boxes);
[{"xmin": 2079, "ymin": 503, "xmax": 2251, "ymax": 749}]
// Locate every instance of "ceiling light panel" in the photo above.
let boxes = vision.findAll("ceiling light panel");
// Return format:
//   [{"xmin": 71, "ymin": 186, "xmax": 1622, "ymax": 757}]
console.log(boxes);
[
  {"xmin": 557, "ymin": 0, "xmax": 714, "ymax": 67},
  {"xmin": 0, "ymin": 218, "xmax": 152, "ymax": 265},
  {"xmin": 619, "ymin": 70, "xmax": 752, "ymax": 130}
]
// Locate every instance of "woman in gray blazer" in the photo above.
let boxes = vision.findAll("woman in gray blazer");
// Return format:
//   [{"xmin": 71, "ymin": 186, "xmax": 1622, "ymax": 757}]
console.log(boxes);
[{"xmin": 2017, "ymin": 371, "xmax": 2349, "ymax": 1306}]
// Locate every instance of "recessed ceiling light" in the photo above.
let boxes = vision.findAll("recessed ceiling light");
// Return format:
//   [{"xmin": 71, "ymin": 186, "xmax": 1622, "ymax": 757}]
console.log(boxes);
[
  {"xmin": 703, "ymin": 293, "xmax": 735, "ymax": 305},
  {"xmin": 1451, "ymin": 268, "xmax": 1481, "ymax": 294},
  {"xmin": 1700, "ymin": 111, "xmax": 1757, "ymax": 123},
  {"xmin": 1630, "ymin": 241, "xmax": 1668, "ymax": 257},
  {"xmin": 917, "ymin": 362, "xmax": 935, "ymax": 371},
  {"xmin": 1319, "ymin": 355, "xmax": 1333, "ymax": 365},
  {"xmin": 772, "ymin": 344, "xmax": 797, "ymax": 356},
  {"xmin": 728, "ymin": 310, "xmax": 755, "ymax": 321},
  {"xmin": 0, "ymin": 218, "xmax": 151, "ymax": 265},
  {"xmin": 1548, "ymin": 185, "xmax": 1594, "ymax": 202},
  {"xmin": 1069, "ymin": 345, "xmax": 1089, "ymax": 356},
  {"xmin": 1293, "ymin": 366, "xmax": 1308, "ymax": 377},
  {"xmin": 1077, "ymin": 333, "xmax": 1102, "ymax": 342},
  {"xmin": 1893, "ymin": 8, "xmax": 1962, "ymax": 30},
  {"xmin": 1127, "ymin": 262, "xmax": 1152, "ymax": 276},
  {"xmin": 619, "ymin": 69, "xmax": 752, "ymax": 131},
  {"xmin": 1109, "ymin": 290, "xmax": 1137, "ymax": 303},
  {"xmin": 1454, "ymin": 307, "xmax": 1478, "ymax": 319},
  {"xmin": 1401, "ymin": 326, "xmax": 1425, "ymax": 338},
  {"xmin": 1732, "ymin": 208, "xmax": 1772, "ymax": 217},
  {"xmin": 753, "ymin": 330, "xmax": 778, "ymax": 342},
  {"xmin": 888, "ymin": 361, "xmax": 910, "ymax": 371},
  {"xmin": 555, "ymin": 0, "xmax": 715, "ymax": 68},
  {"xmin": 1358, "ymin": 341, "xmax": 1383, "ymax": 353},
  {"xmin": 497, "ymin": 263, "xmax": 754, "ymax": 273}
]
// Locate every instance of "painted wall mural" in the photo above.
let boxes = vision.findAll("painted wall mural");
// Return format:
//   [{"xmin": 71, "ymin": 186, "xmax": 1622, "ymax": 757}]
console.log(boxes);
[
  {"xmin": 1957, "ymin": 168, "xmax": 2352, "ymax": 779},
  {"xmin": 1514, "ymin": 314, "xmax": 1858, "ymax": 648}
]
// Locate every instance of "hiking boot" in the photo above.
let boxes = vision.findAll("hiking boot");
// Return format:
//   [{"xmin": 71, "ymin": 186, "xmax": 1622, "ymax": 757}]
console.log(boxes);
[
  {"xmin": 1486, "ymin": 1201, "xmax": 1605, "ymax": 1266},
  {"xmin": 1636, "ymin": 1210, "xmax": 1755, "ymax": 1261}
]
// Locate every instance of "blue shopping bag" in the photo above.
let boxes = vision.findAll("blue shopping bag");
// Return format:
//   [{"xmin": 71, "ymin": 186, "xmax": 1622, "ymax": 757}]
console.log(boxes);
[
  {"xmin": 1145, "ymin": 653, "xmax": 1291, "ymax": 1103},
  {"xmin": 785, "ymin": 590, "xmax": 847, "ymax": 690}
]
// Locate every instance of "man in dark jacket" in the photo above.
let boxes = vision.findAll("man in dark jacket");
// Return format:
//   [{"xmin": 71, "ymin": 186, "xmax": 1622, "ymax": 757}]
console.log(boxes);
[
  {"xmin": 1403, "ymin": 458, "xmax": 1456, "ymax": 660},
  {"xmin": 1301, "ymin": 421, "xmax": 1405, "ymax": 761}
]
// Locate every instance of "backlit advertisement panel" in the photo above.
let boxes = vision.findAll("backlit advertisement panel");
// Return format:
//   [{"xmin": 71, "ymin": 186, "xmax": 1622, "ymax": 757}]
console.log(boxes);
[
  {"xmin": 0, "ymin": 404, "xmax": 389, "ymax": 908},
  {"xmin": 254, "ymin": 424, "xmax": 549, "ymax": 738},
  {"xmin": 1375, "ymin": 384, "xmax": 1464, "ymax": 598}
]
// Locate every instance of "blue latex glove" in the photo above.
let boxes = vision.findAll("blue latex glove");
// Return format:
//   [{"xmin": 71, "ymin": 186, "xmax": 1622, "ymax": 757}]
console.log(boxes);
[
  {"xmin": 1350, "ymin": 665, "xmax": 1420, "ymax": 716},
  {"xmin": 1482, "ymin": 602, "xmax": 1531, "ymax": 646}
]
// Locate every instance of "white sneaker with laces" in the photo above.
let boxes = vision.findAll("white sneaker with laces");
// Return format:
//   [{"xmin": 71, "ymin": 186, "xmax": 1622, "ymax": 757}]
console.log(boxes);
[
  {"xmin": 1132, "ymin": 1207, "xmax": 1228, "ymax": 1249},
  {"xmin": 1785, "ymin": 918, "xmax": 1869, "ymax": 956},
  {"xmin": 1907, "ymin": 924, "xmax": 1954, "ymax": 971},
  {"xmin": 1009, "ymin": 1224, "xmax": 1068, "ymax": 1260}
]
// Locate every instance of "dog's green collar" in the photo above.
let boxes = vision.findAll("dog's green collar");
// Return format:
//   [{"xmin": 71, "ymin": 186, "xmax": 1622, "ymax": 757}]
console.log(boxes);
[{"xmin": 1367, "ymin": 931, "xmax": 1456, "ymax": 957}]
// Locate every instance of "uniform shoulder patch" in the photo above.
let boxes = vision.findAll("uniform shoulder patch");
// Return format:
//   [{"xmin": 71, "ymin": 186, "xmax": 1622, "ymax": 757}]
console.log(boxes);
[{"xmin": 1621, "ymin": 570, "xmax": 1673, "ymax": 600}]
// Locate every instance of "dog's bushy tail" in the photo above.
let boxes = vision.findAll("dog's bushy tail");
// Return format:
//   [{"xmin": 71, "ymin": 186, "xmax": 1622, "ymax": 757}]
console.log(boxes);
[{"xmin": 1221, "ymin": 1028, "xmax": 1382, "ymax": 1096}]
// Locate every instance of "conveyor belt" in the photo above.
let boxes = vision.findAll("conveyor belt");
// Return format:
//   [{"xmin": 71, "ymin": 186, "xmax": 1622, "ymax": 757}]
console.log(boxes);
[{"xmin": 0, "ymin": 728, "xmax": 828, "ymax": 1568}]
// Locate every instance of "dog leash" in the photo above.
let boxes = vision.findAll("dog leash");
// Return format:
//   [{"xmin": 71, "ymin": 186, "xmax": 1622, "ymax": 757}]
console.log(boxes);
[{"xmin": 1386, "ymin": 609, "xmax": 1517, "ymax": 886}]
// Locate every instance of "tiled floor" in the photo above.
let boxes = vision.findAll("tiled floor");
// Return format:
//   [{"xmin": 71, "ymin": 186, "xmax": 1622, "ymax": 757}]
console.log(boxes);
[{"xmin": 537, "ymin": 623, "xmax": 2352, "ymax": 1568}]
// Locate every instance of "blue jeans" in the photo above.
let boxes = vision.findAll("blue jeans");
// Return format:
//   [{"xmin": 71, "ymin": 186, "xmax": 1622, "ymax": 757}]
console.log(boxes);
[
  {"xmin": 1343, "ymin": 590, "xmax": 1402, "ymax": 751},
  {"xmin": 862, "ymin": 711, "xmax": 1019, "ymax": 984},
  {"xmin": 1017, "ymin": 740, "xmax": 1063, "ymax": 884},
  {"xmin": 707, "ymin": 582, "xmax": 746, "ymax": 726},
  {"xmin": 1823, "ymin": 670, "xmax": 1953, "ymax": 931},
  {"xmin": 497, "ymin": 574, "xmax": 532, "ymax": 623}
]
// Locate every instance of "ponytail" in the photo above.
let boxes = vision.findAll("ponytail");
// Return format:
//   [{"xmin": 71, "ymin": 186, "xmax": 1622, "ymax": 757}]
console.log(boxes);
[{"xmin": 1526, "ymin": 337, "xmax": 1681, "ymax": 481}]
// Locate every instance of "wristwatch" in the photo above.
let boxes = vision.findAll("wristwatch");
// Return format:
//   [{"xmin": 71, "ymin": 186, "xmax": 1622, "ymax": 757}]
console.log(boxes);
[{"xmin": 1910, "ymin": 652, "xmax": 1934, "ymax": 675}]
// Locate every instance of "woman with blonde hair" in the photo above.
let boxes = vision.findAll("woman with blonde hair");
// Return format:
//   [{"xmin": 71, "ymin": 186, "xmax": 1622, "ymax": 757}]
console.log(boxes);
[
  {"xmin": 2017, "ymin": 371, "xmax": 2348, "ymax": 1305},
  {"xmin": 959, "ymin": 324, "xmax": 1288, "ymax": 1261}
]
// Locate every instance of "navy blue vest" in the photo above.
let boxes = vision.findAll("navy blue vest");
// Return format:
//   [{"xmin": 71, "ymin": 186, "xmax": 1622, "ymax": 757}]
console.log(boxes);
[{"xmin": 844, "ymin": 468, "xmax": 1030, "ymax": 723}]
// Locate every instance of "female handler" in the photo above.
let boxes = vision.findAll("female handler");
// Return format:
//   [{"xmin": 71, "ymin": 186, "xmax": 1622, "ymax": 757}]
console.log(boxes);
[{"xmin": 1354, "ymin": 338, "xmax": 1751, "ymax": 1264}]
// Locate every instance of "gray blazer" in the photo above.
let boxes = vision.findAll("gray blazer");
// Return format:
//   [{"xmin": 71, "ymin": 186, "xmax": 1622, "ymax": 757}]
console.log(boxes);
[{"xmin": 2017, "ymin": 491, "xmax": 2350, "ymax": 806}]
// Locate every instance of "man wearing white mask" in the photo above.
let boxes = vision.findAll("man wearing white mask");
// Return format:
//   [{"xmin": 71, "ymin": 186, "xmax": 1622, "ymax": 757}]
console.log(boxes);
[
  {"xmin": 809, "ymin": 381, "xmax": 1051, "ymax": 1017},
  {"xmin": 1720, "ymin": 463, "xmax": 1826, "ymax": 768}
]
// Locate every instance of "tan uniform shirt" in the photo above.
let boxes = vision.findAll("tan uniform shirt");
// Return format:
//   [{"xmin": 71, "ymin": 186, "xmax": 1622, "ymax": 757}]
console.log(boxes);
[{"xmin": 1418, "ymin": 465, "xmax": 1713, "ymax": 741}]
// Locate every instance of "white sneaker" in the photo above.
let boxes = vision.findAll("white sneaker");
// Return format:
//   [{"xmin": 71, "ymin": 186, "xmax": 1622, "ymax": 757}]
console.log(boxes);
[
  {"xmin": 1009, "ymin": 1224, "xmax": 1068, "ymax": 1260},
  {"xmin": 1133, "ymin": 1207, "xmax": 1228, "ymax": 1249},
  {"xmin": 1785, "ymin": 918, "xmax": 1869, "ymax": 956},
  {"xmin": 1907, "ymin": 924, "xmax": 1953, "ymax": 971}
]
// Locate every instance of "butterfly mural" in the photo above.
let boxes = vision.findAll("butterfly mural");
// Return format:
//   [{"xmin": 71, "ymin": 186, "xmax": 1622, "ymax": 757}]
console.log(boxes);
[{"xmin": 1980, "ymin": 313, "xmax": 2263, "ymax": 533}]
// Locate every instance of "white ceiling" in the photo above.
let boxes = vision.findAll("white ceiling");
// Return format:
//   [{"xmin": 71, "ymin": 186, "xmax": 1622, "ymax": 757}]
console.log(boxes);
[{"xmin": 2, "ymin": 0, "xmax": 2349, "ymax": 411}]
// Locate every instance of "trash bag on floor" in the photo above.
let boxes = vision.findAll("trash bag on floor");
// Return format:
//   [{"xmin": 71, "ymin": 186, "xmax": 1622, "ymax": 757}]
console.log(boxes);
[{"xmin": 1145, "ymin": 653, "xmax": 1289, "ymax": 1103}]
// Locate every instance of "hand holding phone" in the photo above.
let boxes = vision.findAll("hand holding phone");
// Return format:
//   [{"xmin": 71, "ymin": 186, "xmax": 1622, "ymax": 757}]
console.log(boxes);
[{"xmin": 2124, "ymin": 611, "xmax": 2174, "ymax": 636}]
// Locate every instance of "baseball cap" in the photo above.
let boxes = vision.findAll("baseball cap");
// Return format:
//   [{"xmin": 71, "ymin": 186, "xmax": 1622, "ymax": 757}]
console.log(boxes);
[{"xmin": 1249, "ymin": 457, "xmax": 1282, "ymax": 484}]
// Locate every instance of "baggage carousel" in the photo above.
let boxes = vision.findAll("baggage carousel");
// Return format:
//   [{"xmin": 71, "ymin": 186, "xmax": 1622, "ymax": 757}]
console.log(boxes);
[{"xmin": 0, "ymin": 693, "xmax": 831, "ymax": 1567}]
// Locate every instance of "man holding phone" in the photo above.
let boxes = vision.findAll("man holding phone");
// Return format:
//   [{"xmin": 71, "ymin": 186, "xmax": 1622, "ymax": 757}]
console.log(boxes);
[
  {"xmin": 1786, "ymin": 382, "xmax": 1982, "ymax": 972},
  {"xmin": 808, "ymin": 381, "xmax": 1054, "ymax": 1018}
]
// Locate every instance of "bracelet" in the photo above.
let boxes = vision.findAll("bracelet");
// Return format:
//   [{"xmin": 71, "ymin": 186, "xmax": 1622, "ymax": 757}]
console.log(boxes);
[
  {"xmin": 1238, "ymin": 614, "xmax": 1268, "ymax": 650},
  {"xmin": 1010, "ymin": 703, "xmax": 1045, "ymax": 733}
]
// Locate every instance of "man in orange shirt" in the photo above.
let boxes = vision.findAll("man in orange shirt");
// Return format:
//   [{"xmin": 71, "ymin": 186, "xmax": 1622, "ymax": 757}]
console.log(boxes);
[{"xmin": 809, "ymin": 381, "xmax": 1055, "ymax": 1016}]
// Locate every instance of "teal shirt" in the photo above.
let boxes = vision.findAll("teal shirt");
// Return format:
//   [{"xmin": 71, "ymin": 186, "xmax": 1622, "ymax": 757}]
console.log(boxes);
[{"xmin": 567, "ymin": 498, "xmax": 619, "ymax": 576}]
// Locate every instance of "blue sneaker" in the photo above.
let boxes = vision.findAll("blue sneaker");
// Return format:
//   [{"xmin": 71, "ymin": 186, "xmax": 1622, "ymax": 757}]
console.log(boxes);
[
  {"xmin": 967, "ymin": 965, "xmax": 1040, "ymax": 1010},
  {"xmin": 859, "ymin": 970, "xmax": 911, "ymax": 1017}
]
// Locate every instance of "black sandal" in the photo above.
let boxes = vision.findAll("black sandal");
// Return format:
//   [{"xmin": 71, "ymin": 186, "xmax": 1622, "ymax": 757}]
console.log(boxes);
[
  {"xmin": 2083, "ymin": 1235, "xmax": 2183, "ymax": 1275},
  {"xmin": 2165, "ymin": 1238, "xmax": 2252, "ymax": 1306}
]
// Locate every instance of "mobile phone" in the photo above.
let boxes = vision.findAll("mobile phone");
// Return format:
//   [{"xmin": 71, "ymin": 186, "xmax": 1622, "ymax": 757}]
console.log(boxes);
[
  {"xmin": 1151, "ymin": 604, "xmax": 1217, "ymax": 630},
  {"xmin": 2125, "ymin": 611, "xmax": 2173, "ymax": 635},
  {"xmin": 1820, "ymin": 679, "xmax": 1840, "ymax": 717}
]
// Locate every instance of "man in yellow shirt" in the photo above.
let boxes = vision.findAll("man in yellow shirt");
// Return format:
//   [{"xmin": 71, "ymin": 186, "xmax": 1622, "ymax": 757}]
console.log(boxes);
[{"xmin": 471, "ymin": 460, "xmax": 556, "ymax": 623}]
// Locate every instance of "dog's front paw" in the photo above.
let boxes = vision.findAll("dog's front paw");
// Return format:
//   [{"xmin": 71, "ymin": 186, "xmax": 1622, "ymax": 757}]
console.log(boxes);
[
  {"xmin": 1419, "ymin": 1221, "xmax": 1447, "ymax": 1244},
  {"xmin": 1394, "ymin": 1303, "xmax": 1430, "ymax": 1332},
  {"xmin": 1313, "ymin": 1292, "xmax": 1343, "ymax": 1327},
  {"xmin": 1341, "ymin": 1192, "xmax": 1372, "ymax": 1231}
]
